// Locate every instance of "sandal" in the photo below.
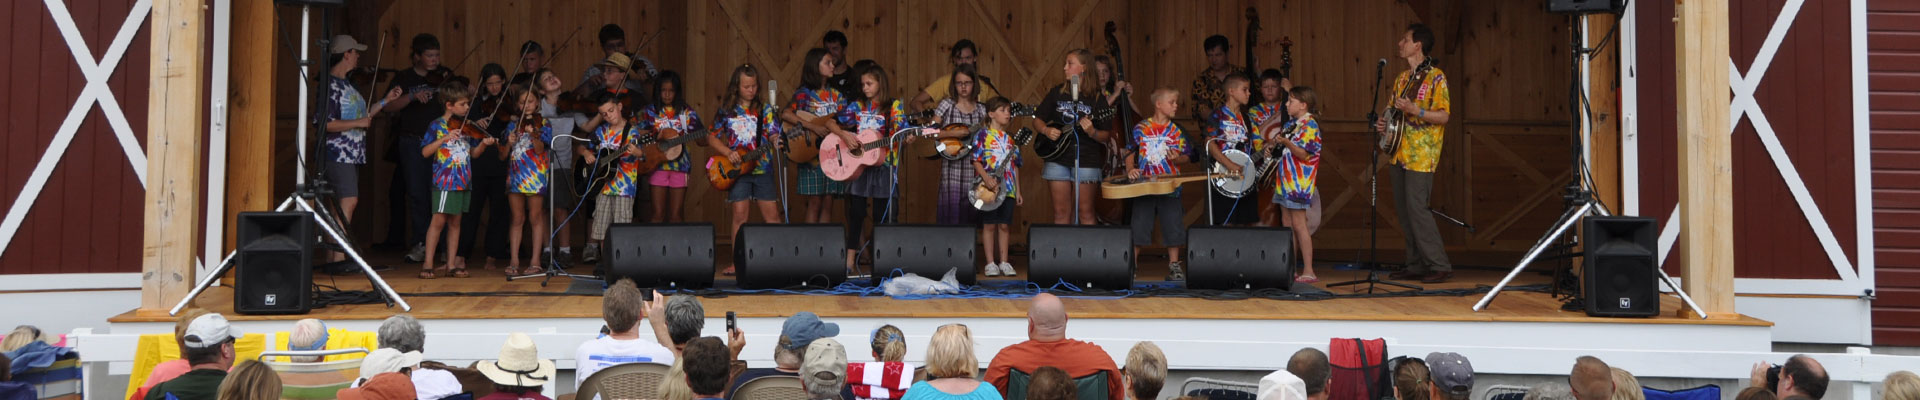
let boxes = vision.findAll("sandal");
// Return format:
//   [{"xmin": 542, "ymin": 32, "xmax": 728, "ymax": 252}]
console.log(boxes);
[
  {"xmin": 524, "ymin": 265, "xmax": 544, "ymax": 275},
  {"xmin": 722, "ymin": 266, "xmax": 737, "ymax": 276},
  {"xmin": 418, "ymin": 267, "xmax": 438, "ymax": 279},
  {"xmin": 503, "ymin": 265, "xmax": 521, "ymax": 276},
  {"xmin": 1294, "ymin": 275, "xmax": 1320, "ymax": 284},
  {"xmin": 450, "ymin": 267, "xmax": 471, "ymax": 278}
]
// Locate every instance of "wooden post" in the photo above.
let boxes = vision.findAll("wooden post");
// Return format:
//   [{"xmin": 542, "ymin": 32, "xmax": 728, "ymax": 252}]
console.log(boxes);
[
  {"xmin": 1674, "ymin": 0, "xmax": 1736, "ymax": 318},
  {"xmin": 140, "ymin": 0, "xmax": 209, "ymax": 314},
  {"xmin": 1588, "ymin": 13, "xmax": 1622, "ymax": 210},
  {"xmin": 226, "ymin": 0, "xmax": 277, "ymax": 254}
]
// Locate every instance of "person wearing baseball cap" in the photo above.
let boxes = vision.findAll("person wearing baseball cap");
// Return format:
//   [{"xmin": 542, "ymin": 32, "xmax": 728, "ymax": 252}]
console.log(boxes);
[
  {"xmin": 143, "ymin": 313, "xmax": 242, "ymax": 400},
  {"xmin": 322, "ymin": 33, "xmax": 401, "ymax": 266},
  {"xmin": 725, "ymin": 312, "xmax": 841, "ymax": 399},
  {"xmin": 801, "ymin": 338, "xmax": 848, "ymax": 400},
  {"xmin": 1426, "ymin": 352, "xmax": 1475, "ymax": 400}
]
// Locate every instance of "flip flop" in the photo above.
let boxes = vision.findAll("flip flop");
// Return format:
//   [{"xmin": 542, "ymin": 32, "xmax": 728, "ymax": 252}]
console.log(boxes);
[
  {"xmin": 450, "ymin": 267, "xmax": 471, "ymax": 278},
  {"xmin": 503, "ymin": 265, "xmax": 521, "ymax": 276},
  {"xmin": 524, "ymin": 265, "xmax": 544, "ymax": 275},
  {"xmin": 1294, "ymin": 275, "xmax": 1320, "ymax": 284},
  {"xmin": 418, "ymin": 268, "xmax": 438, "ymax": 279}
]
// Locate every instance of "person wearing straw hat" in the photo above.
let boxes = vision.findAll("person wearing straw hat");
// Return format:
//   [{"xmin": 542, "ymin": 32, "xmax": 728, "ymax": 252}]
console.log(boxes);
[{"xmin": 476, "ymin": 333, "xmax": 556, "ymax": 400}]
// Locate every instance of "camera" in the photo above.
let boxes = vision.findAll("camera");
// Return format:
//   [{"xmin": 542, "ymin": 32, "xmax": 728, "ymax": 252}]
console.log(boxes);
[{"xmin": 1766, "ymin": 364, "xmax": 1783, "ymax": 393}]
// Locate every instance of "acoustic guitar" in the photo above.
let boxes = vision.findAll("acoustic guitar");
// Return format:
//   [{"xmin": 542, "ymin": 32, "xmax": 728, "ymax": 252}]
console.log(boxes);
[
  {"xmin": 819, "ymin": 128, "xmax": 939, "ymax": 182},
  {"xmin": 1033, "ymin": 107, "xmax": 1117, "ymax": 161},
  {"xmin": 969, "ymin": 127, "xmax": 1036, "ymax": 211},
  {"xmin": 635, "ymin": 128, "xmax": 711, "ymax": 174},
  {"xmin": 786, "ymin": 111, "xmax": 833, "ymax": 163},
  {"xmin": 706, "ymin": 145, "xmax": 774, "ymax": 191},
  {"xmin": 1100, "ymin": 172, "xmax": 1214, "ymax": 199}
]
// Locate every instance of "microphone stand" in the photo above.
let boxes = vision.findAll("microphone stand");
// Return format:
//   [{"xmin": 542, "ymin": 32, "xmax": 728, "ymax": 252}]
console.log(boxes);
[
  {"xmin": 1071, "ymin": 93, "xmax": 1083, "ymax": 226},
  {"xmin": 1327, "ymin": 59, "xmax": 1422, "ymax": 292}
]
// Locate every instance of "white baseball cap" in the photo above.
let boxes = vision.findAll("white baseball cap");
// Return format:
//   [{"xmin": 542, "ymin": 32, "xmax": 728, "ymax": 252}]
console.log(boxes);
[{"xmin": 182, "ymin": 314, "xmax": 240, "ymax": 349}]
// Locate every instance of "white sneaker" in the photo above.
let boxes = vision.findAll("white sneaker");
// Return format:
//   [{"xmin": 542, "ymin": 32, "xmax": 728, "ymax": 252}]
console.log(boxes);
[
  {"xmin": 983, "ymin": 262, "xmax": 1002, "ymax": 277},
  {"xmin": 998, "ymin": 262, "xmax": 1017, "ymax": 277}
]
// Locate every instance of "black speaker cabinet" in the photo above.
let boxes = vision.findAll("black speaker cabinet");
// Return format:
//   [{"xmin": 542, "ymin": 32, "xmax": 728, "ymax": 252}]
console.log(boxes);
[
  {"xmin": 1583, "ymin": 216, "xmax": 1659, "ymax": 317},
  {"xmin": 1185, "ymin": 226, "xmax": 1295, "ymax": 290},
  {"xmin": 605, "ymin": 223, "xmax": 716, "ymax": 289},
  {"xmin": 873, "ymin": 225, "xmax": 978, "ymax": 286},
  {"xmin": 735, "ymin": 224, "xmax": 847, "ymax": 289},
  {"xmin": 1546, "ymin": 0, "xmax": 1625, "ymax": 14},
  {"xmin": 235, "ymin": 212, "xmax": 314, "ymax": 315},
  {"xmin": 1027, "ymin": 225, "xmax": 1134, "ymax": 290}
]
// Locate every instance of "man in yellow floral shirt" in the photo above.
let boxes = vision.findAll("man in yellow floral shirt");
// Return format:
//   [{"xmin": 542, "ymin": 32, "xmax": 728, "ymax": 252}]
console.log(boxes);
[{"xmin": 1374, "ymin": 24, "xmax": 1454, "ymax": 284}]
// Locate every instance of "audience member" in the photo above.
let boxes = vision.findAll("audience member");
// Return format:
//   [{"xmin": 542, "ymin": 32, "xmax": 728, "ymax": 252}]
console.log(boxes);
[
  {"xmin": 575, "ymin": 280, "xmax": 676, "ymax": 388},
  {"xmin": 1122, "ymin": 342, "xmax": 1166, "ymax": 400},
  {"xmin": 356, "ymin": 348, "xmax": 423, "ymax": 383},
  {"xmin": 0, "ymin": 353, "xmax": 9, "ymax": 381},
  {"xmin": 1733, "ymin": 387, "xmax": 1776, "ymax": 400},
  {"xmin": 1257, "ymin": 369, "xmax": 1307, "ymax": 400},
  {"xmin": 145, "ymin": 313, "xmax": 241, "ymax": 400},
  {"xmin": 0, "ymin": 326, "xmax": 49, "ymax": 352},
  {"xmin": 665, "ymin": 294, "xmax": 707, "ymax": 352},
  {"xmin": 1425, "ymin": 352, "xmax": 1473, "ymax": 400},
  {"xmin": 1751, "ymin": 356, "xmax": 1827, "ymax": 400},
  {"xmin": 289, "ymin": 319, "xmax": 329, "ymax": 363},
  {"xmin": 1884, "ymin": 371, "xmax": 1918, "ymax": 400},
  {"xmin": 377, "ymin": 314, "xmax": 425, "ymax": 353},
  {"xmin": 850, "ymin": 325, "xmax": 915, "ymax": 400},
  {"xmin": 726, "ymin": 312, "xmax": 840, "ymax": 400},
  {"xmin": 1027, "ymin": 367, "xmax": 1078, "ymax": 400},
  {"xmin": 0, "ymin": 354, "xmax": 25, "ymax": 400},
  {"xmin": 686, "ymin": 337, "xmax": 733, "ymax": 400},
  {"xmin": 1568, "ymin": 356, "xmax": 1612, "ymax": 400},
  {"xmin": 477, "ymin": 333, "xmax": 556, "ymax": 400},
  {"xmin": 338, "ymin": 372, "xmax": 416, "ymax": 400},
  {"xmin": 1608, "ymin": 368, "xmax": 1641, "ymax": 400},
  {"xmin": 1522, "ymin": 382, "xmax": 1573, "ymax": 400},
  {"xmin": 133, "ymin": 309, "xmax": 210, "ymax": 400},
  {"xmin": 802, "ymin": 338, "xmax": 849, "ymax": 400},
  {"xmin": 1392, "ymin": 358, "xmax": 1429, "ymax": 400},
  {"xmin": 985, "ymin": 294, "xmax": 1123, "ymax": 400},
  {"xmin": 1287, "ymin": 349, "xmax": 1330, "ymax": 400},
  {"xmin": 901, "ymin": 324, "xmax": 1001, "ymax": 400},
  {"xmin": 215, "ymin": 360, "xmax": 282, "ymax": 400}
]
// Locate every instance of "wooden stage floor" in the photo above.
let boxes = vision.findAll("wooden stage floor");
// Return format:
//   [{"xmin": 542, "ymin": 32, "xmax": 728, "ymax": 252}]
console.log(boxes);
[{"xmin": 115, "ymin": 249, "xmax": 1767, "ymax": 328}]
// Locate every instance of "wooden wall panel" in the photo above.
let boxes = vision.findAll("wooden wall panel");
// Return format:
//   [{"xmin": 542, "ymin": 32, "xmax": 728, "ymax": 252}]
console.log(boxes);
[
  {"xmin": 322, "ymin": 0, "xmax": 1576, "ymax": 260},
  {"xmin": 1869, "ymin": 0, "xmax": 1920, "ymax": 346}
]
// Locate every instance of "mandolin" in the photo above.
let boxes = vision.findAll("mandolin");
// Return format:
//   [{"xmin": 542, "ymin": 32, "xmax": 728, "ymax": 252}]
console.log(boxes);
[{"xmin": 917, "ymin": 103, "xmax": 1035, "ymax": 160}]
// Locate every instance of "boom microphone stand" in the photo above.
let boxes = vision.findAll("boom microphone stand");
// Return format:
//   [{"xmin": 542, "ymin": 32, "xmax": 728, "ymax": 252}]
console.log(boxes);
[{"xmin": 1328, "ymin": 58, "xmax": 1422, "ymax": 292}]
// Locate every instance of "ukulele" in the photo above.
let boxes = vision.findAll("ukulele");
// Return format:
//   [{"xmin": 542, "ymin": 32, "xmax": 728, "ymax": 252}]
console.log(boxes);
[{"xmin": 969, "ymin": 127, "xmax": 1036, "ymax": 211}]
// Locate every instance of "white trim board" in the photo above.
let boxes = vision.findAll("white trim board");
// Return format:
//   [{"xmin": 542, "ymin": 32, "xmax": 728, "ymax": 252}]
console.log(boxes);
[{"xmin": 0, "ymin": 273, "xmax": 140, "ymax": 291}]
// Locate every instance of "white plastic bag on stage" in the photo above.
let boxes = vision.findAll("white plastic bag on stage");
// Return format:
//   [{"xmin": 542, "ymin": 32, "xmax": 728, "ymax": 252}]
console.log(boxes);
[{"xmin": 882, "ymin": 269, "xmax": 962, "ymax": 296}]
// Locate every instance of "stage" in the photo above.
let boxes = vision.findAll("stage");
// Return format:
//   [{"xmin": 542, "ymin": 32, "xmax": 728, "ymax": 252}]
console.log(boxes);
[{"xmin": 80, "ymin": 249, "xmax": 1783, "ymax": 396}]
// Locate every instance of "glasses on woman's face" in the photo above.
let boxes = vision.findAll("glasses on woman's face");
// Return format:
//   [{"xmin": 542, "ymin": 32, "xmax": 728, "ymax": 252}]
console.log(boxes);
[{"xmin": 956, "ymin": 79, "xmax": 974, "ymax": 86}]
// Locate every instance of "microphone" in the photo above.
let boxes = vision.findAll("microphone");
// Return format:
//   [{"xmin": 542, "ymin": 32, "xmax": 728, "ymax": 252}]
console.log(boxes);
[
  {"xmin": 1377, "ymin": 58, "xmax": 1388, "ymax": 67},
  {"xmin": 1069, "ymin": 74, "xmax": 1082, "ymax": 104},
  {"xmin": 768, "ymin": 79, "xmax": 778, "ymax": 107}
]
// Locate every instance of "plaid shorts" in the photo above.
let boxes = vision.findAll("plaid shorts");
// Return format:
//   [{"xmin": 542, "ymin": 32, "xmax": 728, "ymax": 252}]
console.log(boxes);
[
  {"xmin": 591, "ymin": 195, "xmax": 635, "ymax": 241},
  {"xmin": 797, "ymin": 163, "xmax": 846, "ymax": 195}
]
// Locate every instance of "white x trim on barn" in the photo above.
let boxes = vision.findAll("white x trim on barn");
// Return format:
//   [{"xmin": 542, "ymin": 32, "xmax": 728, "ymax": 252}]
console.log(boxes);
[{"xmin": 1623, "ymin": 0, "xmax": 1876, "ymax": 297}]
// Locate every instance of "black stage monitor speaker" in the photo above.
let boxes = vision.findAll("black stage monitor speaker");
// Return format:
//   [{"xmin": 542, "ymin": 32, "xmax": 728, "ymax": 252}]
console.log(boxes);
[
  {"xmin": 1546, "ymin": 0, "xmax": 1625, "ymax": 14},
  {"xmin": 1583, "ymin": 216, "xmax": 1659, "ymax": 317},
  {"xmin": 606, "ymin": 223, "xmax": 716, "ymax": 289},
  {"xmin": 1027, "ymin": 225, "xmax": 1134, "ymax": 290},
  {"xmin": 235, "ymin": 212, "xmax": 314, "ymax": 315},
  {"xmin": 873, "ymin": 225, "xmax": 978, "ymax": 286},
  {"xmin": 736, "ymin": 224, "xmax": 847, "ymax": 289},
  {"xmin": 1186, "ymin": 226, "xmax": 1295, "ymax": 290}
]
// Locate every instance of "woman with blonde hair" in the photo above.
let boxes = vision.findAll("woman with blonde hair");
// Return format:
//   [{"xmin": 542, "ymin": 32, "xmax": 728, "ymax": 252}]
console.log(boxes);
[
  {"xmin": 215, "ymin": 360, "xmax": 283, "ymax": 400},
  {"xmin": 1609, "ymin": 367, "xmax": 1644, "ymax": 400},
  {"xmin": 1885, "ymin": 371, "xmax": 1919, "ymax": 400},
  {"xmin": 901, "ymin": 324, "xmax": 1002, "ymax": 400}
]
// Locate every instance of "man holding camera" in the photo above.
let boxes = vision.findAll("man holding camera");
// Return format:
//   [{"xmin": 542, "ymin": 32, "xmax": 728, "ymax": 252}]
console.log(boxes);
[{"xmin": 1751, "ymin": 355, "xmax": 1830, "ymax": 400}]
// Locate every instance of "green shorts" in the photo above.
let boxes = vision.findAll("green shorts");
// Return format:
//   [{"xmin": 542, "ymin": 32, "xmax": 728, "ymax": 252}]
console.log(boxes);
[{"xmin": 431, "ymin": 190, "xmax": 470, "ymax": 214}]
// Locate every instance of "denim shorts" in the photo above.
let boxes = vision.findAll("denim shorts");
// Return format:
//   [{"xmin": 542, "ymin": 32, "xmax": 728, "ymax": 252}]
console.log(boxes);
[
  {"xmin": 1274, "ymin": 191, "xmax": 1312, "ymax": 210},
  {"xmin": 1041, "ymin": 162, "xmax": 1102, "ymax": 183},
  {"xmin": 727, "ymin": 172, "xmax": 779, "ymax": 202}
]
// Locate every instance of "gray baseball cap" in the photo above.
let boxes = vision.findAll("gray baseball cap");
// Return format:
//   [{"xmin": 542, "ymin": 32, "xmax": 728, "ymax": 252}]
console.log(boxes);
[{"xmin": 1426, "ymin": 352, "xmax": 1475, "ymax": 398}]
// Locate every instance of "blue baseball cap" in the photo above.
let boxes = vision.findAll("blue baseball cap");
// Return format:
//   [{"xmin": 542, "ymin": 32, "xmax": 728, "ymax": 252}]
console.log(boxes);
[{"xmin": 780, "ymin": 312, "xmax": 840, "ymax": 350}]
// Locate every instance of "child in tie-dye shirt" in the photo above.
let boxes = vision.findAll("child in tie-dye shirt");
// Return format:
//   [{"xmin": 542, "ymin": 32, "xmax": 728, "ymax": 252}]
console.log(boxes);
[
  {"xmin": 970, "ymin": 97, "xmax": 1024, "ymax": 277},
  {"xmin": 708, "ymin": 64, "xmax": 786, "ymax": 277},
  {"xmin": 576, "ymin": 92, "xmax": 645, "ymax": 264},
  {"xmin": 419, "ymin": 83, "xmax": 495, "ymax": 279},
  {"xmin": 1274, "ymin": 86, "xmax": 1323, "ymax": 283},
  {"xmin": 830, "ymin": 65, "xmax": 909, "ymax": 273},
  {"xmin": 1127, "ymin": 89, "xmax": 1191, "ymax": 280},
  {"xmin": 1204, "ymin": 75, "xmax": 1261, "ymax": 227},
  {"xmin": 503, "ymin": 86, "xmax": 551, "ymax": 276},
  {"xmin": 782, "ymin": 49, "xmax": 849, "ymax": 224},
  {"xmin": 639, "ymin": 71, "xmax": 705, "ymax": 224}
]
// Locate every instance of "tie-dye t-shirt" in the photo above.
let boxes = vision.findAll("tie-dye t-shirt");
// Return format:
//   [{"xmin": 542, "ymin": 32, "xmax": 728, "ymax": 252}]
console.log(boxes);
[
  {"xmin": 637, "ymin": 105, "xmax": 705, "ymax": 173},
  {"xmin": 421, "ymin": 118, "xmax": 475, "ymax": 191},
  {"xmin": 322, "ymin": 76, "xmax": 371, "ymax": 164},
  {"xmin": 788, "ymin": 86, "xmax": 848, "ymax": 120},
  {"xmin": 836, "ymin": 99, "xmax": 908, "ymax": 166},
  {"xmin": 505, "ymin": 118, "xmax": 554, "ymax": 194},
  {"xmin": 1131, "ymin": 118, "xmax": 1187, "ymax": 177},
  {"xmin": 971, "ymin": 126, "xmax": 1022, "ymax": 199},
  {"xmin": 709, "ymin": 103, "xmax": 783, "ymax": 175},
  {"xmin": 1390, "ymin": 66, "xmax": 1450, "ymax": 173},
  {"xmin": 1276, "ymin": 114, "xmax": 1323, "ymax": 204},
  {"xmin": 594, "ymin": 122, "xmax": 644, "ymax": 197},
  {"xmin": 1246, "ymin": 102, "xmax": 1284, "ymax": 146},
  {"xmin": 1207, "ymin": 105, "xmax": 1262, "ymax": 154}
]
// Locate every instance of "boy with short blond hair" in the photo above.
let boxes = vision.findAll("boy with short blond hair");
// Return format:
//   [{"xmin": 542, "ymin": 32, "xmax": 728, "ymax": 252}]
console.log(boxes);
[{"xmin": 419, "ymin": 83, "xmax": 495, "ymax": 279}]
